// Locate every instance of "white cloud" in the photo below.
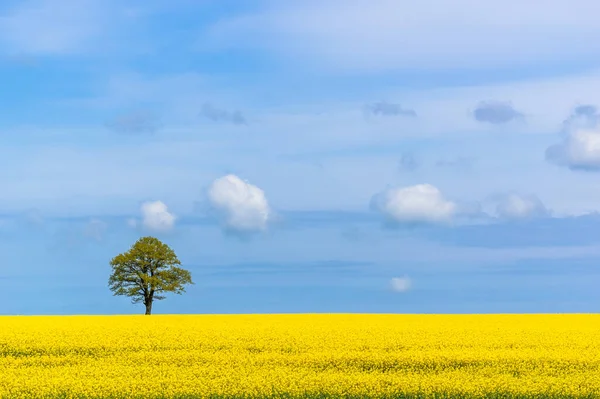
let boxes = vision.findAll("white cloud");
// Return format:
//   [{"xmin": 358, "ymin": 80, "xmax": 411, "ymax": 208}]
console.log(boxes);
[
  {"xmin": 207, "ymin": 174, "xmax": 271, "ymax": 233},
  {"xmin": 140, "ymin": 201, "xmax": 176, "ymax": 232},
  {"xmin": 371, "ymin": 184, "xmax": 456, "ymax": 224},
  {"xmin": 546, "ymin": 105, "xmax": 600, "ymax": 170},
  {"xmin": 206, "ymin": 0, "xmax": 600, "ymax": 72},
  {"xmin": 495, "ymin": 193, "xmax": 549, "ymax": 220},
  {"xmin": 546, "ymin": 129, "xmax": 600, "ymax": 170},
  {"xmin": 11, "ymin": 70, "xmax": 600, "ymax": 217},
  {"xmin": 390, "ymin": 276, "xmax": 411, "ymax": 293}
]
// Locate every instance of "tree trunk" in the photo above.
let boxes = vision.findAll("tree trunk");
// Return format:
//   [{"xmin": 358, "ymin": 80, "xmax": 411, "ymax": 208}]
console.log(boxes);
[{"xmin": 145, "ymin": 300, "xmax": 152, "ymax": 315}]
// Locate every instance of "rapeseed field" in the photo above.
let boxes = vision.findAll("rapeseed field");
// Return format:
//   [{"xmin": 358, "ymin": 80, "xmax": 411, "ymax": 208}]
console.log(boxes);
[{"xmin": 0, "ymin": 314, "xmax": 599, "ymax": 399}]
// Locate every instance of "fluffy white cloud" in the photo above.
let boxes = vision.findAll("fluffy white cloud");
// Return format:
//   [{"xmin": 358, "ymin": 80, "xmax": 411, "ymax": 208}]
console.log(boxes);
[
  {"xmin": 546, "ymin": 105, "xmax": 600, "ymax": 170},
  {"xmin": 207, "ymin": 174, "xmax": 271, "ymax": 233},
  {"xmin": 139, "ymin": 201, "xmax": 176, "ymax": 232},
  {"xmin": 371, "ymin": 184, "xmax": 456, "ymax": 224},
  {"xmin": 546, "ymin": 129, "xmax": 600, "ymax": 170},
  {"xmin": 390, "ymin": 276, "xmax": 411, "ymax": 293},
  {"xmin": 495, "ymin": 193, "xmax": 549, "ymax": 220}
]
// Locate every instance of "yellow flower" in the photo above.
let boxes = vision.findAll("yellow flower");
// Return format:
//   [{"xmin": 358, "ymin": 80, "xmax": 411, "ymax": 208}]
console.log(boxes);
[{"xmin": 0, "ymin": 314, "xmax": 598, "ymax": 398}]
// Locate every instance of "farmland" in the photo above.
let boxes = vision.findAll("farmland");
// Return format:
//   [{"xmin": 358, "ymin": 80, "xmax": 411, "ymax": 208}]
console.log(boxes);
[{"xmin": 1, "ymin": 314, "xmax": 599, "ymax": 398}]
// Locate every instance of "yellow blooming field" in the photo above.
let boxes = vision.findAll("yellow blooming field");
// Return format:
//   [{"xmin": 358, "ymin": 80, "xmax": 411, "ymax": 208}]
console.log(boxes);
[{"xmin": 1, "ymin": 314, "xmax": 599, "ymax": 399}]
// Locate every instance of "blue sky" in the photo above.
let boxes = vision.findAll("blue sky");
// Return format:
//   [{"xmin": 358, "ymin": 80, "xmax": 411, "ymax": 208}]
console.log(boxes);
[{"xmin": 2, "ymin": 0, "xmax": 600, "ymax": 315}]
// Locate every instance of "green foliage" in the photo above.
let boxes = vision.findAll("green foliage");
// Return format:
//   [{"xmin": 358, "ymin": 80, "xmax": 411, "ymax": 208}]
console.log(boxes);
[{"xmin": 108, "ymin": 236, "xmax": 193, "ymax": 313}]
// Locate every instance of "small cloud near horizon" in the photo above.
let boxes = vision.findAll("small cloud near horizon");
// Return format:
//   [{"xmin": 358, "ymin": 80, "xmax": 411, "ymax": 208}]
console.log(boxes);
[
  {"xmin": 494, "ymin": 193, "xmax": 550, "ymax": 220},
  {"xmin": 390, "ymin": 276, "xmax": 412, "ymax": 292},
  {"xmin": 371, "ymin": 184, "xmax": 456, "ymax": 225},
  {"xmin": 128, "ymin": 201, "xmax": 176, "ymax": 233}
]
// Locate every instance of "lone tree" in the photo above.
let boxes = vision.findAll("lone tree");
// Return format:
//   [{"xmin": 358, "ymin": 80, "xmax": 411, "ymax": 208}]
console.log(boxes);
[{"xmin": 108, "ymin": 236, "xmax": 193, "ymax": 315}]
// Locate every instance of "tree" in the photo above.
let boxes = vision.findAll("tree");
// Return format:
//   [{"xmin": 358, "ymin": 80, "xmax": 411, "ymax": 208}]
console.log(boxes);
[{"xmin": 108, "ymin": 236, "xmax": 193, "ymax": 315}]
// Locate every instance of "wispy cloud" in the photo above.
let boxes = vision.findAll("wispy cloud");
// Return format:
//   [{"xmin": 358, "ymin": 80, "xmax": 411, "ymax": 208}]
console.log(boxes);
[
  {"xmin": 83, "ymin": 218, "xmax": 108, "ymax": 241},
  {"xmin": 0, "ymin": 0, "xmax": 105, "ymax": 55},
  {"xmin": 21, "ymin": 208, "xmax": 44, "ymax": 226},
  {"xmin": 364, "ymin": 101, "xmax": 416, "ymax": 117},
  {"xmin": 561, "ymin": 104, "xmax": 600, "ymax": 132},
  {"xmin": 436, "ymin": 156, "xmax": 475, "ymax": 170},
  {"xmin": 398, "ymin": 153, "xmax": 418, "ymax": 172},
  {"xmin": 0, "ymin": 0, "xmax": 151, "ymax": 56},
  {"xmin": 200, "ymin": 103, "xmax": 246, "ymax": 125},
  {"xmin": 205, "ymin": 0, "xmax": 600, "ymax": 72},
  {"xmin": 473, "ymin": 101, "xmax": 524, "ymax": 124},
  {"xmin": 105, "ymin": 110, "xmax": 161, "ymax": 135}
]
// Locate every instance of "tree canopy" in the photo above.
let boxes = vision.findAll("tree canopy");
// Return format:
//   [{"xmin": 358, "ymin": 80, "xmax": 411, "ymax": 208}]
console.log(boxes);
[{"xmin": 108, "ymin": 236, "xmax": 193, "ymax": 315}]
